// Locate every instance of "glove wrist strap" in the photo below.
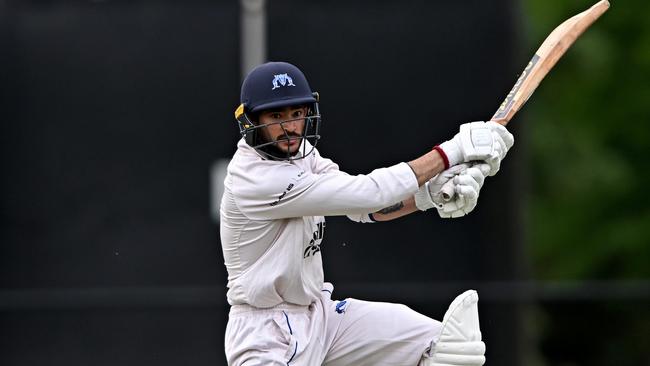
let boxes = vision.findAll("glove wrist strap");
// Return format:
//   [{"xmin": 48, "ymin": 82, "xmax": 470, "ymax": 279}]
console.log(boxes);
[{"xmin": 433, "ymin": 145, "xmax": 450, "ymax": 170}]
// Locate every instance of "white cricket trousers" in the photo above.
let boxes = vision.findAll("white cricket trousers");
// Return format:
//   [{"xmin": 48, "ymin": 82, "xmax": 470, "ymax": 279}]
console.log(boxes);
[{"xmin": 225, "ymin": 283, "xmax": 442, "ymax": 366}]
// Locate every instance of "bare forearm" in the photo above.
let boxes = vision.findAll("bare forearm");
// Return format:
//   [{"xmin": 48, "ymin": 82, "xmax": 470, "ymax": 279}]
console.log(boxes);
[
  {"xmin": 370, "ymin": 197, "xmax": 418, "ymax": 222},
  {"xmin": 407, "ymin": 149, "xmax": 446, "ymax": 187},
  {"xmin": 371, "ymin": 149, "xmax": 446, "ymax": 222}
]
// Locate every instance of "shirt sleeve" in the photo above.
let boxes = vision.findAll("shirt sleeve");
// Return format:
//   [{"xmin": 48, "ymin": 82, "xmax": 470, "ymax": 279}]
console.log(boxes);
[
  {"xmin": 310, "ymin": 146, "xmax": 340, "ymax": 174},
  {"xmin": 312, "ymin": 148, "xmax": 377, "ymax": 223},
  {"xmin": 230, "ymin": 156, "xmax": 419, "ymax": 220}
]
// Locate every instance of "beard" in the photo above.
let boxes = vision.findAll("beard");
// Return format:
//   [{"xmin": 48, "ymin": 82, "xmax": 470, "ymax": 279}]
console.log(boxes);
[{"xmin": 255, "ymin": 131, "xmax": 303, "ymax": 159}]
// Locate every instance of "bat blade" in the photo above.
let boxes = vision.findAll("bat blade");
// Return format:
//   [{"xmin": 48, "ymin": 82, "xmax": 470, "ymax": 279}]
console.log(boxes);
[
  {"xmin": 491, "ymin": 0, "xmax": 610, "ymax": 125},
  {"xmin": 440, "ymin": 1, "xmax": 609, "ymax": 203}
]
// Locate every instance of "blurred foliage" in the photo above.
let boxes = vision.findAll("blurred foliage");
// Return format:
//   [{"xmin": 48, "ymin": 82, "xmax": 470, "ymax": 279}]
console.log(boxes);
[
  {"xmin": 520, "ymin": 1, "xmax": 650, "ymax": 365},
  {"xmin": 522, "ymin": 0, "xmax": 650, "ymax": 280}
]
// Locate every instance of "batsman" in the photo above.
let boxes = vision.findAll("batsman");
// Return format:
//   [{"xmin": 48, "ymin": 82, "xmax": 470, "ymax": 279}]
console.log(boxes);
[{"xmin": 220, "ymin": 61, "xmax": 514, "ymax": 365}]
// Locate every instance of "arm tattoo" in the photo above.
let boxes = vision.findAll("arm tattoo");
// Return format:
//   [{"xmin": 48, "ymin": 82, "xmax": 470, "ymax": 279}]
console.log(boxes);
[{"xmin": 377, "ymin": 202, "xmax": 404, "ymax": 215}]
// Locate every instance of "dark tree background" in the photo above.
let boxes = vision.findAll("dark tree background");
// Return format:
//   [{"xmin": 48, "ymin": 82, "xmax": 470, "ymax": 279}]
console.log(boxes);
[{"xmin": 525, "ymin": 1, "xmax": 650, "ymax": 365}]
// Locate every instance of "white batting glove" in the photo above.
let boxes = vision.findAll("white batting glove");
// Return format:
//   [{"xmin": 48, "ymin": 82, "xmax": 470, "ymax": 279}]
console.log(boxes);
[
  {"xmin": 437, "ymin": 163, "xmax": 490, "ymax": 218},
  {"xmin": 436, "ymin": 121, "xmax": 514, "ymax": 176},
  {"xmin": 483, "ymin": 121, "xmax": 514, "ymax": 176},
  {"xmin": 415, "ymin": 163, "xmax": 471, "ymax": 211},
  {"xmin": 414, "ymin": 163, "xmax": 490, "ymax": 218}
]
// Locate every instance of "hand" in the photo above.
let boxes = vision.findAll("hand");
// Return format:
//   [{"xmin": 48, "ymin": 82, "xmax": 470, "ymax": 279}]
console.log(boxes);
[
  {"xmin": 414, "ymin": 163, "xmax": 470, "ymax": 211},
  {"xmin": 483, "ymin": 121, "xmax": 514, "ymax": 176},
  {"xmin": 437, "ymin": 121, "xmax": 514, "ymax": 176},
  {"xmin": 437, "ymin": 163, "xmax": 489, "ymax": 218},
  {"xmin": 414, "ymin": 163, "xmax": 490, "ymax": 218}
]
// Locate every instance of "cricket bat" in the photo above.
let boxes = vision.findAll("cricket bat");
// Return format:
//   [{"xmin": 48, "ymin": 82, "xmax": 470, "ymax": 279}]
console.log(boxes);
[
  {"xmin": 441, "ymin": 0, "xmax": 610, "ymax": 201},
  {"xmin": 491, "ymin": 0, "xmax": 610, "ymax": 125}
]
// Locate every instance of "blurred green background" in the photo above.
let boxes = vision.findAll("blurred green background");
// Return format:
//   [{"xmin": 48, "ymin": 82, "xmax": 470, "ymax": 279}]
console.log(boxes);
[{"xmin": 524, "ymin": 0, "xmax": 649, "ymax": 364}]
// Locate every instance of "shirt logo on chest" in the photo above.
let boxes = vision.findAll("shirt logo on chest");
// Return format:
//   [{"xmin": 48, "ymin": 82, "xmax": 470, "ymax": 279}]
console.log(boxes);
[
  {"xmin": 269, "ymin": 183, "xmax": 294, "ymax": 207},
  {"xmin": 303, "ymin": 221, "xmax": 325, "ymax": 258}
]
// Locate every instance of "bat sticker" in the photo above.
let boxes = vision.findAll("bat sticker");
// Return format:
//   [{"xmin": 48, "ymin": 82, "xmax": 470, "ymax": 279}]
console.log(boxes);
[{"xmin": 493, "ymin": 54, "xmax": 540, "ymax": 120}]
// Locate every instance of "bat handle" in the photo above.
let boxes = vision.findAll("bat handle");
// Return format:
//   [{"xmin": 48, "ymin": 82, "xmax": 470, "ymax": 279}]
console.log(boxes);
[
  {"xmin": 440, "ymin": 180, "xmax": 456, "ymax": 202},
  {"xmin": 490, "ymin": 118, "xmax": 509, "ymax": 126}
]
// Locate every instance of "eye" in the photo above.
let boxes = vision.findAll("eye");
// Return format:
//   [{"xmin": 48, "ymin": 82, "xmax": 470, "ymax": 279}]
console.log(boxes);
[
  {"xmin": 292, "ymin": 110, "xmax": 305, "ymax": 118},
  {"xmin": 270, "ymin": 113, "xmax": 282, "ymax": 119}
]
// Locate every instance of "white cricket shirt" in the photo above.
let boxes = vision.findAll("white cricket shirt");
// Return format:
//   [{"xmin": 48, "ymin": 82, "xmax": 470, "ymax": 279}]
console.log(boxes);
[{"xmin": 220, "ymin": 139, "xmax": 419, "ymax": 307}]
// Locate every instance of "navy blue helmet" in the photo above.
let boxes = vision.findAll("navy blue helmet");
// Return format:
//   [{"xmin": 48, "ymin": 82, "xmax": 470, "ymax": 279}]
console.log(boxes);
[{"xmin": 235, "ymin": 62, "xmax": 321, "ymax": 160}]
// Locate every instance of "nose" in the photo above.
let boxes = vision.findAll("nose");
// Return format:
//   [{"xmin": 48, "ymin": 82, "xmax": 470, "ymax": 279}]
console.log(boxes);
[{"xmin": 283, "ymin": 119, "xmax": 298, "ymax": 132}]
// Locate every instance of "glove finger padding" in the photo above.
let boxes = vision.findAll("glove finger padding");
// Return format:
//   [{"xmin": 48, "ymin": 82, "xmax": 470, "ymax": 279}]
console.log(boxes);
[
  {"xmin": 437, "ymin": 166, "xmax": 484, "ymax": 218},
  {"xmin": 414, "ymin": 163, "xmax": 472, "ymax": 211},
  {"xmin": 484, "ymin": 122, "xmax": 514, "ymax": 176},
  {"xmin": 485, "ymin": 148, "xmax": 502, "ymax": 176},
  {"xmin": 492, "ymin": 130, "xmax": 508, "ymax": 160},
  {"xmin": 457, "ymin": 185, "xmax": 479, "ymax": 213},
  {"xmin": 456, "ymin": 184, "xmax": 479, "ymax": 200},
  {"xmin": 464, "ymin": 166, "xmax": 486, "ymax": 189},
  {"xmin": 454, "ymin": 174, "xmax": 480, "ymax": 194},
  {"xmin": 473, "ymin": 162, "xmax": 492, "ymax": 177},
  {"xmin": 486, "ymin": 121, "xmax": 514, "ymax": 150}
]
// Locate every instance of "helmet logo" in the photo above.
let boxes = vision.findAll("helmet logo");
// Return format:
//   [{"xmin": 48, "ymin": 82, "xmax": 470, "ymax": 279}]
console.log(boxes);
[{"xmin": 271, "ymin": 73, "xmax": 296, "ymax": 90}]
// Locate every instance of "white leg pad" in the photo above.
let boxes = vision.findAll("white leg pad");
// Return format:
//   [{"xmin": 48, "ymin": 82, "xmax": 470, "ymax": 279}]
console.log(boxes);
[{"xmin": 422, "ymin": 290, "xmax": 486, "ymax": 366}]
